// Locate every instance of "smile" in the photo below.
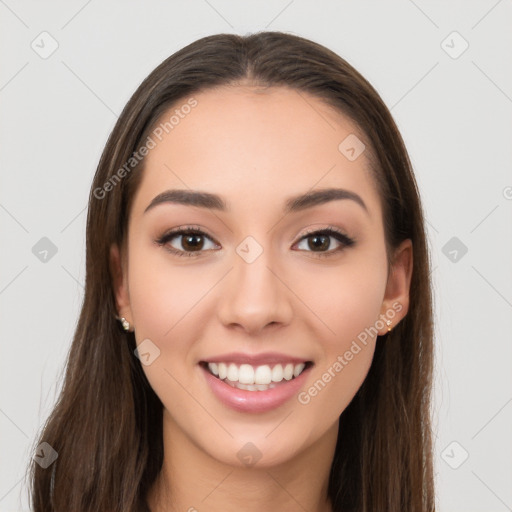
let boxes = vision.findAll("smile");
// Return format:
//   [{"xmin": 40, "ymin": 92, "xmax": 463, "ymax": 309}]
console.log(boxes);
[
  {"xmin": 199, "ymin": 357, "xmax": 314, "ymax": 413},
  {"xmin": 203, "ymin": 361, "xmax": 311, "ymax": 391}
]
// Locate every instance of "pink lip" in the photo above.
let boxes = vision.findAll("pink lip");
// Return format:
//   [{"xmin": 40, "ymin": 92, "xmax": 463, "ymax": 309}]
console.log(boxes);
[
  {"xmin": 200, "ymin": 363, "xmax": 313, "ymax": 413},
  {"xmin": 201, "ymin": 351, "xmax": 311, "ymax": 366}
]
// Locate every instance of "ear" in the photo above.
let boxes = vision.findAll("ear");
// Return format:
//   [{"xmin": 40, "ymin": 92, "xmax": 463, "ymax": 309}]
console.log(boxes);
[
  {"xmin": 377, "ymin": 238, "xmax": 413, "ymax": 335},
  {"xmin": 110, "ymin": 243, "xmax": 133, "ymax": 325}
]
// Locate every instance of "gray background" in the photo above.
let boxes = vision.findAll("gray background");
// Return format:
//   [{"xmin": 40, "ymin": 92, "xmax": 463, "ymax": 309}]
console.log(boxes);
[{"xmin": 1, "ymin": 1, "xmax": 511, "ymax": 510}]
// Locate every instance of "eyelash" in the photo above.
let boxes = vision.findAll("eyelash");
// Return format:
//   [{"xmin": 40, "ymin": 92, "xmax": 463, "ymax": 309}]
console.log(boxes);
[{"xmin": 155, "ymin": 224, "xmax": 356, "ymax": 259}]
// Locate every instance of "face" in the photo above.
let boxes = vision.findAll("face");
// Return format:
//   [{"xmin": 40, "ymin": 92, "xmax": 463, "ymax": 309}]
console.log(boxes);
[{"xmin": 111, "ymin": 85, "xmax": 412, "ymax": 469}]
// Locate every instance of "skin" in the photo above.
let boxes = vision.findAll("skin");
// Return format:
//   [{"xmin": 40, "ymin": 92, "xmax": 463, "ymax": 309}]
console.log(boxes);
[{"xmin": 110, "ymin": 85, "xmax": 413, "ymax": 512}]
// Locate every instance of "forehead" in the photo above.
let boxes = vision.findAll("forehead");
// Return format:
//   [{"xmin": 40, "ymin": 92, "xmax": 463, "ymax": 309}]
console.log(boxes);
[{"xmin": 133, "ymin": 85, "xmax": 381, "ymax": 218}]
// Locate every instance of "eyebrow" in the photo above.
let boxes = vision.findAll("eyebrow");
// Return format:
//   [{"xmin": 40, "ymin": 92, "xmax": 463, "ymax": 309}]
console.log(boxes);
[{"xmin": 144, "ymin": 187, "xmax": 368, "ymax": 215}]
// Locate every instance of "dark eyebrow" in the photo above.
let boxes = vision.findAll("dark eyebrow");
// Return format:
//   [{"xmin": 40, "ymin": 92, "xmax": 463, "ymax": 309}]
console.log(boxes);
[
  {"xmin": 284, "ymin": 188, "xmax": 368, "ymax": 214},
  {"xmin": 144, "ymin": 189, "xmax": 227, "ymax": 213},
  {"xmin": 144, "ymin": 187, "xmax": 368, "ymax": 214}
]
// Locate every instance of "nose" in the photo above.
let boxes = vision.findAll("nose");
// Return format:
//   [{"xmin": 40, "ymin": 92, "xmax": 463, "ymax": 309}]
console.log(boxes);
[{"xmin": 216, "ymin": 246, "xmax": 293, "ymax": 335}]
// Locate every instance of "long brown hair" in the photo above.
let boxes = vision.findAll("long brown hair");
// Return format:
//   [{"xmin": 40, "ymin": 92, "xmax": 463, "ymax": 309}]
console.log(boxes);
[{"xmin": 28, "ymin": 31, "xmax": 436, "ymax": 512}]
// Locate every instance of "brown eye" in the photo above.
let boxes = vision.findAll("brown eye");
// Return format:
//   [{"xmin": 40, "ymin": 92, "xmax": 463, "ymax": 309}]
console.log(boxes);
[
  {"xmin": 179, "ymin": 233, "xmax": 205, "ymax": 251},
  {"xmin": 306, "ymin": 234, "xmax": 331, "ymax": 251},
  {"xmin": 156, "ymin": 227, "xmax": 218, "ymax": 257},
  {"xmin": 295, "ymin": 228, "xmax": 355, "ymax": 257}
]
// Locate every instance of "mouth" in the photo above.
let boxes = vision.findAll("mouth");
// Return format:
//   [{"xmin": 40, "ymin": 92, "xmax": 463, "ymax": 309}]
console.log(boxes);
[{"xmin": 199, "ymin": 360, "xmax": 314, "ymax": 392}]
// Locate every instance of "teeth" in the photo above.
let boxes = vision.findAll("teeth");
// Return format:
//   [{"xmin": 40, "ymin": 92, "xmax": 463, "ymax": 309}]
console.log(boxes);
[
  {"xmin": 218, "ymin": 363, "xmax": 227, "ymax": 380},
  {"xmin": 206, "ymin": 361, "xmax": 308, "ymax": 385},
  {"xmin": 254, "ymin": 365, "xmax": 272, "ymax": 384},
  {"xmin": 227, "ymin": 363, "xmax": 238, "ymax": 382},
  {"xmin": 293, "ymin": 363, "xmax": 305, "ymax": 377},
  {"xmin": 225, "ymin": 381, "xmax": 277, "ymax": 391},
  {"xmin": 239, "ymin": 364, "xmax": 254, "ymax": 384},
  {"xmin": 283, "ymin": 363, "xmax": 294, "ymax": 380},
  {"xmin": 271, "ymin": 364, "xmax": 283, "ymax": 382}
]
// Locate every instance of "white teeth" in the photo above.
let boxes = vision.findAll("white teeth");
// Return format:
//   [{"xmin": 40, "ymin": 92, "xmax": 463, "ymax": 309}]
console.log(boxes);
[
  {"xmin": 254, "ymin": 365, "xmax": 272, "ymax": 385},
  {"xmin": 227, "ymin": 363, "xmax": 238, "ymax": 382},
  {"xmin": 208, "ymin": 362, "xmax": 219, "ymax": 376},
  {"xmin": 283, "ymin": 363, "xmax": 294, "ymax": 380},
  {"xmin": 206, "ymin": 361, "xmax": 308, "ymax": 385},
  {"xmin": 293, "ymin": 363, "xmax": 305, "ymax": 377},
  {"xmin": 218, "ymin": 363, "xmax": 227, "ymax": 380},
  {"xmin": 226, "ymin": 381, "xmax": 277, "ymax": 391},
  {"xmin": 238, "ymin": 364, "xmax": 254, "ymax": 384},
  {"xmin": 271, "ymin": 364, "xmax": 283, "ymax": 382}
]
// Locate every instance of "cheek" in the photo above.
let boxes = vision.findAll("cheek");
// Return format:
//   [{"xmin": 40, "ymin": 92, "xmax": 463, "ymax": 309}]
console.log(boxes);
[
  {"xmin": 298, "ymin": 249, "xmax": 388, "ymax": 341},
  {"xmin": 127, "ymin": 242, "xmax": 206, "ymax": 340},
  {"xmin": 126, "ymin": 243, "xmax": 224, "ymax": 393},
  {"xmin": 295, "ymin": 250, "xmax": 387, "ymax": 410},
  {"xmin": 126, "ymin": 247, "xmax": 207, "ymax": 409}
]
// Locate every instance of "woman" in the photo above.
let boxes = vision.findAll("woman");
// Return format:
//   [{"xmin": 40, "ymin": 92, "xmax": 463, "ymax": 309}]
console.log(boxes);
[{"xmin": 29, "ymin": 31, "xmax": 436, "ymax": 512}]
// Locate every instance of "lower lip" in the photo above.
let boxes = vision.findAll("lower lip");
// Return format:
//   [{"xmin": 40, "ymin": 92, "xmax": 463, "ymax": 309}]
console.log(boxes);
[{"xmin": 200, "ymin": 364, "xmax": 312, "ymax": 413}]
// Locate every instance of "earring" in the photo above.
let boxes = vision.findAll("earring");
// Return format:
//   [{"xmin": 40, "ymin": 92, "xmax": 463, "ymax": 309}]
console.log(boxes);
[
  {"xmin": 119, "ymin": 317, "xmax": 131, "ymax": 332},
  {"xmin": 386, "ymin": 319, "xmax": 392, "ymax": 332}
]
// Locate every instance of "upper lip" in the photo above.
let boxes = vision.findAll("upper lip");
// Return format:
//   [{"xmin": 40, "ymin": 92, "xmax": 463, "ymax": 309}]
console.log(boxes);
[{"xmin": 200, "ymin": 352, "xmax": 312, "ymax": 366}]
